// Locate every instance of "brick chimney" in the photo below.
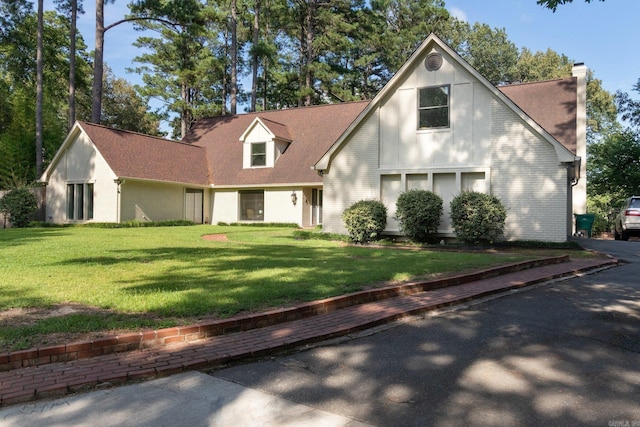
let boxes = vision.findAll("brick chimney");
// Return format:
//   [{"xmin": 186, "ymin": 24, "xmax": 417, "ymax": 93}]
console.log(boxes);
[{"xmin": 572, "ymin": 63, "xmax": 588, "ymax": 217}]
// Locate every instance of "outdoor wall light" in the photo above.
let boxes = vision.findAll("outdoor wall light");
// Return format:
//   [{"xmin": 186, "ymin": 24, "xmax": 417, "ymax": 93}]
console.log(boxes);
[{"xmin": 291, "ymin": 191, "xmax": 297, "ymax": 206}]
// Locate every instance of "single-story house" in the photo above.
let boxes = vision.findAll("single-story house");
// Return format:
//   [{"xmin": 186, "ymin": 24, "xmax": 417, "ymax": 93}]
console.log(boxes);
[{"xmin": 40, "ymin": 34, "xmax": 586, "ymax": 242}]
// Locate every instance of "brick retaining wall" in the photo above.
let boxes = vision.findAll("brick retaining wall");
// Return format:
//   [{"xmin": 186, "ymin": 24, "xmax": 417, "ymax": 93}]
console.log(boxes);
[{"xmin": 0, "ymin": 256, "xmax": 570, "ymax": 372}]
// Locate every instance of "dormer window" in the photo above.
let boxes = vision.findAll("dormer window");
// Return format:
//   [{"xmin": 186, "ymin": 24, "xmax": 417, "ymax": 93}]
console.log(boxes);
[
  {"xmin": 240, "ymin": 117, "xmax": 292, "ymax": 169},
  {"xmin": 251, "ymin": 142, "xmax": 266, "ymax": 167}
]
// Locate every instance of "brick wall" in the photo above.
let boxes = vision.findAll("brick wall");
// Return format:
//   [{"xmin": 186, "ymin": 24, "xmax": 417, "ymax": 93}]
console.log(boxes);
[{"xmin": 491, "ymin": 100, "xmax": 568, "ymax": 242}]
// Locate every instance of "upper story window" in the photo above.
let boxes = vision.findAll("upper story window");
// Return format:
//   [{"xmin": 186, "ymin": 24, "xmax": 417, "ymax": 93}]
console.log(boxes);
[
  {"xmin": 418, "ymin": 85, "xmax": 450, "ymax": 129},
  {"xmin": 251, "ymin": 142, "xmax": 266, "ymax": 167}
]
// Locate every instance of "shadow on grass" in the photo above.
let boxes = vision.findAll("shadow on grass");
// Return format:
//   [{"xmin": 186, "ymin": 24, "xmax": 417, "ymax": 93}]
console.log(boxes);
[
  {"xmin": 54, "ymin": 240, "xmax": 522, "ymax": 319},
  {"xmin": 0, "ymin": 227, "xmax": 69, "ymax": 248}
]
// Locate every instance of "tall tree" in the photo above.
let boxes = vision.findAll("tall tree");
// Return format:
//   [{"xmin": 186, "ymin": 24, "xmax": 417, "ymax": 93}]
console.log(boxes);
[
  {"xmin": 586, "ymin": 73, "xmax": 618, "ymax": 141},
  {"xmin": 616, "ymin": 79, "xmax": 640, "ymax": 130},
  {"xmin": 90, "ymin": 0, "xmax": 113, "ymax": 123},
  {"xmin": 130, "ymin": 0, "xmax": 222, "ymax": 138},
  {"xmin": 229, "ymin": 0, "xmax": 238, "ymax": 114},
  {"xmin": 55, "ymin": 0, "xmax": 84, "ymax": 128},
  {"xmin": 457, "ymin": 22, "xmax": 519, "ymax": 85},
  {"xmin": 35, "ymin": 0, "xmax": 44, "ymax": 179},
  {"xmin": 587, "ymin": 129, "xmax": 640, "ymax": 203},
  {"xmin": 0, "ymin": 9, "xmax": 88, "ymax": 187},
  {"xmin": 101, "ymin": 67, "xmax": 160, "ymax": 134},
  {"xmin": 370, "ymin": 0, "xmax": 450, "ymax": 78},
  {"xmin": 514, "ymin": 48, "xmax": 572, "ymax": 83},
  {"xmin": 250, "ymin": 0, "xmax": 260, "ymax": 111}
]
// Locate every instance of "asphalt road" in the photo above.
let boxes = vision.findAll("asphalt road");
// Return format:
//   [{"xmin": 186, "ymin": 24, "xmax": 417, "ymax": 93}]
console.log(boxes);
[{"xmin": 214, "ymin": 238, "xmax": 640, "ymax": 426}]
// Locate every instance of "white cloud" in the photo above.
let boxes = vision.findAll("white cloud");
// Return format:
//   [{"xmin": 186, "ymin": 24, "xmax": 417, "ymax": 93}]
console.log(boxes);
[{"xmin": 449, "ymin": 6, "xmax": 468, "ymax": 22}]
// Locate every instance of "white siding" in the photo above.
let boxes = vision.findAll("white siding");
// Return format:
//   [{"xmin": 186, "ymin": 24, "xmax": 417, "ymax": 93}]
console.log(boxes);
[
  {"xmin": 45, "ymin": 132, "xmax": 119, "ymax": 223},
  {"xmin": 212, "ymin": 190, "xmax": 238, "ymax": 224},
  {"xmin": 491, "ymin": 100, "xmax": 568, "ymax": 242},
  {"xmin": 212, "ymin": 188, "xmax": 304, "ymax": 226},
  {"xmin": 264, "ymin": 189, "xmax": 301, "ymax": 224},
  {"xmin": 120, "ymin": 181, "xmax": 184, "ymax": 222},
  {"xmin": 324, "ymin": 43, "xmax": 569, "ymax": 242},
  {"xmin": 323, "ymin": 111, "xmax": 380, "ymax": 234},
  {"xmin": 378, "ymin": 48, "xmax": 492, "ymax": 171},
  {"xmin": 241, "ymin": 119, "xmax": 290, "ymax": 169}
]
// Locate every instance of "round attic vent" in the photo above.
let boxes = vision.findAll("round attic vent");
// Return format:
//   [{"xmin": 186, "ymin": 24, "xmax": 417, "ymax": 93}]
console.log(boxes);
[{"xmin": 425, "ymin": 52, "xmax": 443, "ymax": 71}]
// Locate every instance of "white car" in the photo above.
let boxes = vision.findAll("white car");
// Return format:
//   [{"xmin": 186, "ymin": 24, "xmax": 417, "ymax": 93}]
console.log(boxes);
[{"xmin": 614, "ymin": 196, "xmax": 640, "ymax": 241}]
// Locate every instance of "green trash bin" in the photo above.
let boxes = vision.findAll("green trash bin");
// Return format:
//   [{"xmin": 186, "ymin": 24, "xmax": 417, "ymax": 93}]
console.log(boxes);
[{"xmin": 574, "ymin": 213, "xmax": 595, "ymax": 238}]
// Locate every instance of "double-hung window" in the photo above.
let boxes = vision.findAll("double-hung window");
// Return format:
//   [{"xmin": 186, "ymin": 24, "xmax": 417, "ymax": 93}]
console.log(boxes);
[
  {"xmin": 251, "ymin": 143, "xmax": 266, "ymax": 167},
  {"xmin": 418, "ymin": 85, "xmax": 450, "ymax": 129}
]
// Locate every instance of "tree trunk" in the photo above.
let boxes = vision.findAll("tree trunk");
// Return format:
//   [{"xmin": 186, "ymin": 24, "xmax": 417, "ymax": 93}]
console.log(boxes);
[
  {"xmin": 68, "ymin": 0, "xmax": 77, "ymax": 128},
  {"xmin": 250, "ymin": 0, "xmax": 259, "ymax": 112},
  {"xmin": 35, "ymin": 0, "xmax": 44, "ymax": 179},
  {"xmin": 91, "ymin": 0, "xmax": 105, "ymax": 123},
  {"xmin": 181, "ymin": 81, "xmax": 188, "ymax": 139},
  {"xmin": 304, "ymin": 0, "xmax": 315, "ymax": 107},
  {"xmin": 230, "ymin": 0, "xmax": 237, "ymax": 115}
]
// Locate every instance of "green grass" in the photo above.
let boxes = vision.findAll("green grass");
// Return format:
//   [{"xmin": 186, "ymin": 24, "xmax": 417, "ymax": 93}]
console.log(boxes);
[{"xmin": 0, "ymin": 225, "xmax": 555, "ymax": 350}]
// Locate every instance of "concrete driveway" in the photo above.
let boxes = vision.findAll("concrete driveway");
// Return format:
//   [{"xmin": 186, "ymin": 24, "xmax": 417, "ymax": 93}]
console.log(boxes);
[{"xmin": 214, "ymin": 237, "xmax": 640, "ymax": 426}]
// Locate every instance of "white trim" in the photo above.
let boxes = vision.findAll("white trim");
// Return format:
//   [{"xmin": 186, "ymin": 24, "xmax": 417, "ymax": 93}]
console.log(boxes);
[{"xmin": 210, "ymin": 182, "xmax": 322, "ymax": 189}]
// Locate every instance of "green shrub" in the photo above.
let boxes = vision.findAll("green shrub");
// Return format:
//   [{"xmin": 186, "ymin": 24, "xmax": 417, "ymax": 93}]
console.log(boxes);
[
  {"xmin": 395, "ymin": 189, "xmax": 443, "ymax": 243},
  {"xmin": 342, "ymin": 199, "xmax": 387, "ymax": 244},
  {"xmin": 0, "ymin": 188, "xmax": 38, "ymax": 228},
  {"xmin": 450, "ymin": 191, "xmax": 507, "ymax": 244},
  {"xmin": 292, "ymin": 230, "xmax": 349, "ymax": 242},
  {"xmin": 82, "ymin": 220, "xmax": 196, "ymax": 228}
]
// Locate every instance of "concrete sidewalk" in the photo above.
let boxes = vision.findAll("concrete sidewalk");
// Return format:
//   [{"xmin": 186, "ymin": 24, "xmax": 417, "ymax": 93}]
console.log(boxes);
[{"xmin": 0, "ymin": 256, "xmax": 616, "ymax": 410}]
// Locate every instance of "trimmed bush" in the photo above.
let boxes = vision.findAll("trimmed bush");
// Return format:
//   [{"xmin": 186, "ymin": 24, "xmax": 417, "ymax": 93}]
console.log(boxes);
[
  {"xmin": 450, "ymin": 191, "xmax": 507, "ymax": 244},
  {"xmin": 342, "ymin": 199, "xmax": 387, "ymax": 244},
  {"xmin": 0, "ymin": 188, "xmax": 38, "ymax": 228},
  {"xmin": 395, "ymin": 189, "xmax": 443, "ymax": 243}
]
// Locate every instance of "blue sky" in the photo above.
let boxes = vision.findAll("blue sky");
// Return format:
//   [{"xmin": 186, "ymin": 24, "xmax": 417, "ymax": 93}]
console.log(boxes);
[{"xmin": 42, "ymin": 0, "xmax": 639, "ymax": 101}]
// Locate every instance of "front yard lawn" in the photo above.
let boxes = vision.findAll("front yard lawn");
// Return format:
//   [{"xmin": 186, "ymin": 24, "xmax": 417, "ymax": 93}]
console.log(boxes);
[{"xmin": 0, "ymin": 225, "xmax": 564, "ymax": 351}]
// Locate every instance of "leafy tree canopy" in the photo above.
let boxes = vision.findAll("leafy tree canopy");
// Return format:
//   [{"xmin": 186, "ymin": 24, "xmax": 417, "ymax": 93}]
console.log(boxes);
[
  {"xmin": 616, "ymin": 79, "xmax": 640, "ymax": 130},
  {"xmin": 537, "ymin": 0, "xmax": 604, "ymax": 12},
  {"xmin": 587, "ymin": 129, "xmax": 640, "ymax": 203}
]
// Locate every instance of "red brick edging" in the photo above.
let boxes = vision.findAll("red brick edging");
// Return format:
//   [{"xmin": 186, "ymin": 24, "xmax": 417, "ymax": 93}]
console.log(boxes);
[{"xmin": 0, "ymin": 256, "xmax": 572, "ymax": 372}]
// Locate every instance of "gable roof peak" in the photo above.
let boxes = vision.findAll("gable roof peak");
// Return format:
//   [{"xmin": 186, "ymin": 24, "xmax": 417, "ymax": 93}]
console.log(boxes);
[
  {"xmin": 314, "ymin": 32, "xmax": 577, "ymax": 170},
  {"xmin": 239, "ymin": 116, "xmax": 292, "ymax": 142}
]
